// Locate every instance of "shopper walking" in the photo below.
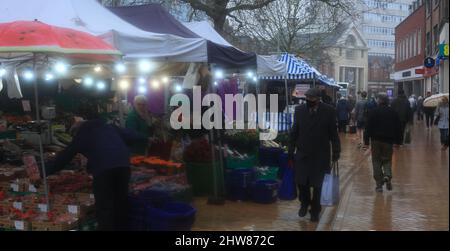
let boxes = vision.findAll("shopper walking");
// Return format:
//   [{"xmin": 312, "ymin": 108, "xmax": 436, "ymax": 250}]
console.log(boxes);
[
  {"xmin": 289, "ymin": 88, "xmax": 341, "ymax": 222},
  {"xmin": 409, "ymin": 95, "xmax": 417, "ymax": 121},
  {"xmin": 366, "ymin": 95, "xmax": 402, "ymax": 192},
  {"xmin": 423, "ymin": 92, "xmax": 436, "ymax": 129},
  {"xmin": 417, "ymin": 96, "xmax": 424, "ymax": 121},
  {"xmin": 391, "ymin": 89, "xmax": 412, "ymax": 145},
  {"xmin": 336, "ymin": 96, "xmax": 351, "ymax": 133},
  {"xmin": 354, "ymin": 91, "xmax": 369, "ymax": 147},
  {"xmin": 42, "ymin": 109, "xmax": 148, "ymax": 231},
  {"xmin": 435, "ymin": 97, "xmax": 449, "ymax": 151}
]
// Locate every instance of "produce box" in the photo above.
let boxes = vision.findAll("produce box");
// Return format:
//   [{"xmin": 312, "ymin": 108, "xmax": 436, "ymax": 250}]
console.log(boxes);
[
  {"xmin": 0, "ymin": 217, "xmax": 13, "ymax": 229},
  {"xmin": 31, "ymin": 219, "xmax": 79, "ymax": 231}
]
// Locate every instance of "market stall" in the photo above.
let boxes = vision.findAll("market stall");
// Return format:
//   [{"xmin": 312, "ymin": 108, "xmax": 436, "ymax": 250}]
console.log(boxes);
[{"xmin": 0, "ymin": 20, "xmax": 195, "ymax": 231}]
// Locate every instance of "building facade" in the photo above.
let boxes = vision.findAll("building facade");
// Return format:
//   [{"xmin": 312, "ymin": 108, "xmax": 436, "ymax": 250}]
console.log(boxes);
[
  {"xmin": 357, "ymin": 0, "xmax": 415, "ymax": 96},
  {"xmin": 424, "ymin": 0, "xmax": 449, "ymax": 94},
  {"xmin": 393, "ymin": 0, "xmax": 426, "ymax": 97},
  {"xmin": 317, "ymin": 24, "xmax": 370, "ymax": 98}
]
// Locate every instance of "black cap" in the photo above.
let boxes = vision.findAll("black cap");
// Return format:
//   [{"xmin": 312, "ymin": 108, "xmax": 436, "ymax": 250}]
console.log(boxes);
[{"xmin": 305, "ymin": 88, "xmax": 321, "ymax": 98}]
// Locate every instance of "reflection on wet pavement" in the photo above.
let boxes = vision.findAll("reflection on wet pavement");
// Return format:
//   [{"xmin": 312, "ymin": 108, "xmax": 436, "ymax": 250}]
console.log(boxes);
[{"xmin": 192, "ymin": 123, "xmax": 449, "ymax": 231}]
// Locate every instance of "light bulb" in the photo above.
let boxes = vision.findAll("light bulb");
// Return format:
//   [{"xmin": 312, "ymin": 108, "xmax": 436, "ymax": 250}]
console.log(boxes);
[
  {"xmin": 138, "ymin": 60, "xmax": 153, "ymax": 73},
  {"xmin": 54, "ymin": 62, "xmax": 68, "ymax": 74},
  {"xmin": 115, "ymin": 63, "xmax": 126, "ymax": 74},
  {"xmin": 138, "ymin": 86, "xmax": 147, "ymax": 94},
  {"xmin": 84, "ymin": 77, "xmax": 94, "ymax": 87},
  {"xmin": 94, "ymin": 65, "xmax": 102, "ymax": 73},
  {"xmin": 45, "ymin": 73, "xmax": 54, "ymax": 81},
  {"xmin": 119, "ymin": 80, "xmax": 130, "ymax": 90},
  {"xmin": 97, "ymin": 81, "xmax": 106, "ymax": 90},
  {"xmin": 23, "ymin": 70, "xmax": 35, "ymax": 81}
]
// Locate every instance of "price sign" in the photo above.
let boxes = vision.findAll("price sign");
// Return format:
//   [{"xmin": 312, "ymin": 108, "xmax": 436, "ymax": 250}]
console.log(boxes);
[
  {"xmin": 29, "ymin": 184, "xmax": 37, "ymax": 193},
  {"xmin": 10, "ymin": 183, "xmax": 19, "ymax": 192},
  {"xmin": 13, "ymin": 202, "xmax": 23, "ymax": 210},
  {"xmin": 14, "ymin": 221, "xmax": 24, "ymax": 230},
  {"xmin": 38, "ymin": 204, "xmax": 49, "ymax": 212},
  {"xmin": 68, "ymin": 205, "xmax": 78, "ymax": 214}
]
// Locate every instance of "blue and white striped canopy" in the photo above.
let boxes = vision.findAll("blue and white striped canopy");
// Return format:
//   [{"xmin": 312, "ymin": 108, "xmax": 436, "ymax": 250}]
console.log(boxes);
[{"xmin": 260, "ymin": 53, "xmax": 340, "ymax": 88}]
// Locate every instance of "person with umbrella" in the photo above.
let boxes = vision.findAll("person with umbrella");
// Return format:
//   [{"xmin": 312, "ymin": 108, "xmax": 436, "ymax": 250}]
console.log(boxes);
[
  {"xmin": 435, "ymin": 96, "xmax": 449, "ymax": 151},
  {"xmin": 424, "ymin": 92, "xmax": 437, "ymax": 129}
]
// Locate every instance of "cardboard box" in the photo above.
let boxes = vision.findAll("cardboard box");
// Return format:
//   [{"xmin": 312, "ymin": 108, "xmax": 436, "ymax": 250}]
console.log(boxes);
[
  {"xmin": 0, "ymin": 217, "xmax": 13, "ymax": 229},
  {"xmin": 31, "ymin": 219, "xmax": 79, "ymax": 231}
]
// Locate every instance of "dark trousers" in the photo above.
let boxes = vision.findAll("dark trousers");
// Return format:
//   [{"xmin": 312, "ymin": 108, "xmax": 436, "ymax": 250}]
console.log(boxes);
[
  {"xmin": 338, "ymin": 120, "xmax": 348, "ymax": 133},
  {"xmin": 440, "ymin": 129, "xmax": 449, "ymax": 146},
  {"xmin": 298, "ymin": 183, "xmax": 322, "ymax": 216},
  {"xmin": 399, "ymin": 121, "xmax": 407, "ymax": 144},
  {"xmin": 417, "ymin": 110, "xmax": 424, "ymax": 121},
  {"xmin": 425, "ymin": 112, "xmax": 434, "ymax": 128},
  {"xmin": 371, "ymin": 141, "xmax": 393, "ymax": 186},
  {"xmin": 93, "ymin": 167, "xmax": 131, "ymax": 231}
]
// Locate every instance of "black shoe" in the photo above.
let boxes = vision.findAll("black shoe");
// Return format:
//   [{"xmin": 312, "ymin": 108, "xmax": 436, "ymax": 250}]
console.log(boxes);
[
  {"xmin": 298, "ymin": 205, "xmax": 309, "ymax": 217},
  {"xmin": 310, "ymin": 211, "xmax": 320, "ymax": 222},
  {"xmin": 384, "ymin": 177, "xmax": 392, "ymax": 191}
]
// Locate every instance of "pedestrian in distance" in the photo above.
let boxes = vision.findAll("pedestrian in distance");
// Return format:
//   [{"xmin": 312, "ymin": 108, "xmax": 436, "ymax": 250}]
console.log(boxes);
[
  {"xmin": 435, "ymin": 96, "xmax": 449, "ymax": 151},
  {"xmin": 336, "ymin": 96, "xmax": 351, "ymax": 133},
  {"xmin": 423, "ymin": 92, "xmax": 436, "ymax": 129},
  {"xmin": 365, "ymin": 94, "xmax": 402, "ymax": 193},
  {"xmin": 391, "ymin": 89, "xmax": 413, "ymax": 145},
  {"xmin": 288, "ymin": 88, "xmax": 341, "ymax": 222},
  {"xmin": 417, "ymin": 96, "xmax": 424, "ymax": 121},
  {"xmin": 354, "ymin": 91, "xmax": 369, "ymax": 147},
  {"xmin": 409, "ymin": 95, "xmax": 417, "ymax": 121}
]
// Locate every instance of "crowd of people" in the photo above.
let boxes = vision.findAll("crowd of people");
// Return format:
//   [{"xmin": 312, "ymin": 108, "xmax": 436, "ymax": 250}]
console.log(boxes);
[{"xmin": 288, "ymin": 86, "xmax": 448, "ymax": 222}]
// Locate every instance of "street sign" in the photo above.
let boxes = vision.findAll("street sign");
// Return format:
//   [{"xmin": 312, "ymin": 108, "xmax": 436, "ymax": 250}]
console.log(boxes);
[
  {"xmin": 439, "ymin": 44, "xmax": 449, "ymax": 58},
  {"xmin": 415, "ymin": 68, "xmax": 425, "ymax": 74},
  {"xmin": 424, "ymin": 57, "xmax": 435, "ymax": 68}
]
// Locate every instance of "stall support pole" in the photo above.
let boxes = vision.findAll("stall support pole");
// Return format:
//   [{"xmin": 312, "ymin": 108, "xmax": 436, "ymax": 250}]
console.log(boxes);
[
  {"xmin": 33, "ymin": 54, "xmax": 50, "ymax": 208},
  {"xmin": 207, "ymin": 64, "xmax": 225, "ymax": 205}
]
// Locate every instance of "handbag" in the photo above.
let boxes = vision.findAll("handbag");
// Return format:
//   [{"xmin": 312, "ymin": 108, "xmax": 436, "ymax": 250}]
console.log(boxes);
[{"xmin": 320, "ymin": 162, "xmax": 340, "ymax": 207}]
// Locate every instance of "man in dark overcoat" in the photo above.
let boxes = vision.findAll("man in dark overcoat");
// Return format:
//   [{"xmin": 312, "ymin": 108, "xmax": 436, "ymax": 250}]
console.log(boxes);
[{"xmin": 288, "ymin": 88, "xmax": 341, "ymax": 222}]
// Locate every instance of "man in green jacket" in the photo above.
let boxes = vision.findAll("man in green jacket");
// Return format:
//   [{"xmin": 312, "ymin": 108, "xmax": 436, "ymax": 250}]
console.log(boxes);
[{"xmin": 126, "ymin": 95, "xmax": 153, "ymax": 155}]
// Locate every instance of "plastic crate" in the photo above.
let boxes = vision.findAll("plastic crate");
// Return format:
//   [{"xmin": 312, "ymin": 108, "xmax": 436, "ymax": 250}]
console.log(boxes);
[
  {"xmin": 145, "ymin": 202, "xmax": 196, "ymax": 231},
  {"xmin": 225, "ymin": 168, "xmax": 255, "ymax": 201},
  {"xmin": 256, "ymin": 167, "xmax": 279, "ymax": 181},
  {"xmin": 259, "ymin": 147, "xmax": 283, "ymax": 167},
  {"xmin": 251, "ymin": 180, "xmax": 279, "ymax": 204},
  {"xmin": 226, "ymin": 155, "xmax": 257, "ymax": 169}
]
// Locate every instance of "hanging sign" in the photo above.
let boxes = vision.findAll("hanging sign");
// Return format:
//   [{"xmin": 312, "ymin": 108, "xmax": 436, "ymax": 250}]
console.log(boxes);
[
  {"xmin": 424, "ymin": 57, "xmax": 436, "ymax": 68},
  {"xmin": 439, "ymin": 44, "xmax": 449, "ymax": 58}
]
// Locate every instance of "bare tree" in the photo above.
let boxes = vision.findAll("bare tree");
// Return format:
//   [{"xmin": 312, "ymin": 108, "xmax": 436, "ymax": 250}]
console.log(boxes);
[{"xmin": 177, "ymin": 0, "xmax": 276, "ymax": 35}]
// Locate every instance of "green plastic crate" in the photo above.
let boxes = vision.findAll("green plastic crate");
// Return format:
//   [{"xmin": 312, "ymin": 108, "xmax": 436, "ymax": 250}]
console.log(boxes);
[
  {"xmin": 226, "ymin": 155, "xmax": 257, "ymax": 169},
  {"xmin": 256, "ymin": 167, "xmax": 279, "ymax": 180}
]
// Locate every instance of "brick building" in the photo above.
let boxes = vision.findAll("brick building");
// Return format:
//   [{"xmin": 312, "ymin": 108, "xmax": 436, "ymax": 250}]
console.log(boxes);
[
  {"xmin": 393, "ymin": 0, "xmax": 426, "ymax": 97},
  {"xmin": 424, "ymin": 0, "xmax": 449, "ymax": 94}
]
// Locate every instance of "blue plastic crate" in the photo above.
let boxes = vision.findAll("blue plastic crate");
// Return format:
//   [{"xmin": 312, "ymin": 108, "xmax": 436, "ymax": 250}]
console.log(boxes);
[{"xmin": 145, "ymin": 202, "xmax": 196, "ymax": 231}]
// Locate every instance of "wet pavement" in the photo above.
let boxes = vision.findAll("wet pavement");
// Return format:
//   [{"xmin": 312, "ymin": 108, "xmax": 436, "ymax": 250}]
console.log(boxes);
[{"xmin": 192, "ymin": 123, "xmax": 449, "ymax": 231}]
